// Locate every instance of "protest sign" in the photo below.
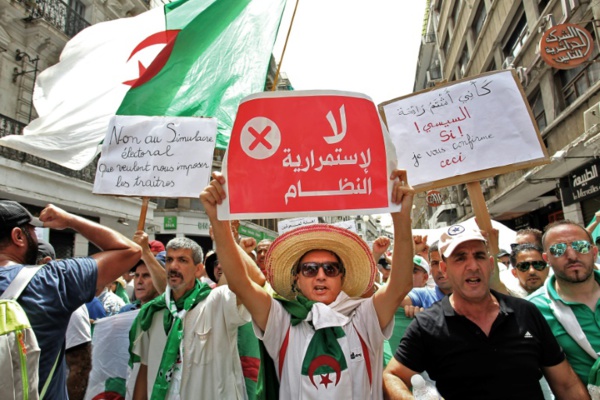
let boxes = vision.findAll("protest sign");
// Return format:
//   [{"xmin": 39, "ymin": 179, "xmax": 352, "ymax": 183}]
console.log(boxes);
[
  {"xmin": 278, "ymin": 217, "xmax": 319, "ymax": 234},
  {"xmin": 93, "ymin": 116, "xmax": 217, "ymax": 197},
  {"xmin": 332, "ymin": 219, "xmax": 358, "ymax": 233},
  {"xmin": 219, "ymin": 90, "xmax": 399, "ymax": 219},
  {"xmin": 379, "ymin": 70, "xmax": 549, "ymax": 192}
]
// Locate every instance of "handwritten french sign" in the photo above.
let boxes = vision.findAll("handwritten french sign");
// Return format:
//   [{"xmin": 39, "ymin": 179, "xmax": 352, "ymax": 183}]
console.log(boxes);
[
  {"xmin": 218, "ymin": 90, "xmax": 399, "ymax": 219},
  {"xmin": 379, "ymin": 70, "xmax": 548, "ymax": 191},
  {"xmin": 93, "ymin": 116, "xmax": 217, "ymax": 197}
]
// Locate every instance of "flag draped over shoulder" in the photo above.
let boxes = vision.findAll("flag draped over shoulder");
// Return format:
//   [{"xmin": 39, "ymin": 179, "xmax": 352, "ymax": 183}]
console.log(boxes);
[{"xmin": 0, "ymin": 0, "xmax": 287, "ymax": 170}]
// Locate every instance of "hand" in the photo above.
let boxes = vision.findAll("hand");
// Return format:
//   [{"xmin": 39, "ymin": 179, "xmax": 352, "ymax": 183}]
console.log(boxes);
[
  {"xmin": 200, "ymin": 172, "xmax": 227, "ymax": 221},
  {"xmin": 372, "ymin": 236, "xmax": 391, "ymax": 255},
  {"xmin": 390, "ymin": 169, "xmax": 414, "ymax": 215},
  {"xmin": 403, "ymin": 304, "xmax": 424, "ymax": 318},
  {"xmin": 38, "ymin": 204, "xmax": 74, "ymax": 230},
  {"xmin": 239, "ymin": 237, "xmax": 257, "ymax": 254},
  {"xmin": 133, "ymin": 230, "xmax": 149, "ymax": 250},
  {"xmin": 413, "ymin": 235, "xmax": 429, "ymax": 258}
]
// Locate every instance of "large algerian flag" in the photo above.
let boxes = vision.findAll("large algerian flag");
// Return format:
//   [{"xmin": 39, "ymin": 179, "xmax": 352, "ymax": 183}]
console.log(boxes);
[{"xmin": 0, "ymin": 0, "xmax": 287, "ymax": 170}]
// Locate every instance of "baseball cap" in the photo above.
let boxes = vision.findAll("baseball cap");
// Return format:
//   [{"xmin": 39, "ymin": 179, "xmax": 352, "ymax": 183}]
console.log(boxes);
[
  {"xmin": 413, "ymin": 255, "xmax": 430, "ymax": 274},
  {"xmin": 37, "ymin": 238, "xmax": 56, "ymax": 260},
  {"xmin": 439, "ymin": 224, "xmax": 486, "ymax": 258},
  {"xmin": 377, "ymin": 255, "xmax": 391, "ymax": 270},
  {"xmin": 497, "ymin": 249, "xmax": 510, "ymax": 258},
  {"xmin": 0, "ymin": 200, "xmax": 42, "ymax": 230},
  {"xmin": 149, "ymin": 240, "xmax": 165, "ymax": 253}
]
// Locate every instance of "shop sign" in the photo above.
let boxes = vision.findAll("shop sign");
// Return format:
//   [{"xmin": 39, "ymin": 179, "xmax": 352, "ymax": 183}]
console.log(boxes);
[{"xmin": 559, "ymin": 161, "xmax": 600, "ymax": 206}]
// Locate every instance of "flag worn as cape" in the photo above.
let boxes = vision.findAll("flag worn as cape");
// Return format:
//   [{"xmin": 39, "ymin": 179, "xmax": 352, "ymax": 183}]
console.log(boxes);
[{"xmin": 0, "ymin": 0, "xmax": 287, "ymax": 170}]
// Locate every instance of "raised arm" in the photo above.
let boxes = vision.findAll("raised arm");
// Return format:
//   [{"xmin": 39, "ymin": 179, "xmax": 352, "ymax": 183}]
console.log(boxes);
[
  {"xmin": 200, "ymin": 172, "xmax": 272, "ymax": 331},
  {"xmin": 373, "ymin": 170, "xmax": 415, "ymax": 330},
  {"xmin": 133, "ymin": 231, "xmax": 166, "ymax": 294},
  {"xmin": 38, "ymin": 204, "xmax": 141, "ymax": 292}
]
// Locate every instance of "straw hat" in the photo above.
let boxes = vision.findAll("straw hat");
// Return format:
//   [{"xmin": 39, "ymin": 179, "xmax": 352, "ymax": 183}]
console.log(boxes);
[{"xmin": 265, "ymin": 224, "xmax": 376, "ymax": 300}]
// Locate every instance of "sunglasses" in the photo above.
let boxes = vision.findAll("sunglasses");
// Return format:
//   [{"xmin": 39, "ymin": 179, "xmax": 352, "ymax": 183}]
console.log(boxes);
[
  {"xmin": 515, "ymin": 260, "xmax": 547, "ymax": 272},
  {"xmin": 548, "ymin": 240, "xmax": 592, "ymax": 257},
  {"xmin": 298, "ymin": 262, "xmax": 344, "ymax": 278}
]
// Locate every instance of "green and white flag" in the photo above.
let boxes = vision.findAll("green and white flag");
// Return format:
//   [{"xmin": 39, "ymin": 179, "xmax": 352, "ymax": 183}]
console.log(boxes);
[{"xmin": 0, "ymin": 0, "xmax": 286, "ymax": 170}]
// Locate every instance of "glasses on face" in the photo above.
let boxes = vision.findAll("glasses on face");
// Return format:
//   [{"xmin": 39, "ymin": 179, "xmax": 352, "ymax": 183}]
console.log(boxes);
[
  {"xmin": 548, "ymin": 240, "xmax": 592, "ymax": 257},
  {"xmin": 212, "ymin": 259, "xmax": 220, "ymax": 269},
  {"xmin": 298, "ymin": 262, "xmax": 344, "ymax": 278},
  {"xmin": 515, "ymin": 260, "xmax": 547, "ymax": 272}
]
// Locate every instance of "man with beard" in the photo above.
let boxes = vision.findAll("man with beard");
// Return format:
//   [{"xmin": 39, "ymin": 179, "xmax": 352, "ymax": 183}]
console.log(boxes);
[
  {"xmin": 529, "ymin": 220, "xmax": 600, "ymax": 387},
  {"xmin": 0, "ymin": 201, "xmax": 141, "ymax": 398},
  {"xmin": 130, "ymin": 236, "xmax": 264, "ymax": 399}
]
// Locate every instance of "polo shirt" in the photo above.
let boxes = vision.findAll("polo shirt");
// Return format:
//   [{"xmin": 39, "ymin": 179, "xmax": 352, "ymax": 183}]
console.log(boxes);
[
  {"xmin": 388, "ymin": 286, "xmax": 446, "ymax": 353},
  {"xmin": 395, "ymin": 290, "xmax": 565, "ymax": 400},
  {"xmin": 528, "ymin": 270, "xmax": 600, "ymax": 384}
]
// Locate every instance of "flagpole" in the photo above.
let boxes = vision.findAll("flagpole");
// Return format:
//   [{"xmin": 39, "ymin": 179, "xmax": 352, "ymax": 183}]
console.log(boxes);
[
  {"xmin": 137, "ymin": 197, "xmax": 149, "ymax": 231},
  {"xmin": 272, "ymin": 0, "xmax": 300, "ymax": 90}
]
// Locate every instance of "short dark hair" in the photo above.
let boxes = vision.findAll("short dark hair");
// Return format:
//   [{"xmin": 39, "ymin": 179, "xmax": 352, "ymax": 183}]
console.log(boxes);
[
  {"xmin": 542, "ymin": 220, "xmax": 592, "ymax": 250},
  {"xmin": 515, "ymin": 228, "xmax": 543, "ymax": 247},
  {"xmin": 509, "ymin": 243, "xmax": 543, "ymax": 267},
  {"xmin": 428, "ymin": 240, "xmax": 439, "ymax": 258}
]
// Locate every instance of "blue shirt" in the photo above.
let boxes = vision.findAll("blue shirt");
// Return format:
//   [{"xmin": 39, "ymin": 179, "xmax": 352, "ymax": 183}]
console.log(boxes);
[
  {"xmin": 0, "ymin": 258, "xmax": 97, "ymax": 399},
  {"xmin": 408, "ymin": 285, "xmax": 446, "ymax": 308}
]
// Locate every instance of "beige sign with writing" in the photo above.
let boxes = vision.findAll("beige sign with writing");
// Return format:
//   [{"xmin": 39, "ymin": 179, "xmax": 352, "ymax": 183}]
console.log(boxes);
[{"xmin": 379, "ymin": 70, "xmax": 549, "ymax": 192}]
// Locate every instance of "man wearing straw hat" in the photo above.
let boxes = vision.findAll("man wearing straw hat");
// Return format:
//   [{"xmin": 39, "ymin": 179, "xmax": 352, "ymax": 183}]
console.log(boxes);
[{"xmin": 200, "ymin": 169, "xmax": 414, "ymax": 399}]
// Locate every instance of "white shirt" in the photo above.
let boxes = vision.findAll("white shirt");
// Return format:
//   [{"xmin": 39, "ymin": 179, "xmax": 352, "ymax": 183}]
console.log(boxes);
[
  {"xmin": 132, "ymin": 286, "xmax": 250, "ymax": 399},
  {"xmin": 66, "ymin": 305, "xmax": 91, "ymax": 350},
  {"xmin": 255, "ymin": 292, "xmax": 392, "ymax": 399}
]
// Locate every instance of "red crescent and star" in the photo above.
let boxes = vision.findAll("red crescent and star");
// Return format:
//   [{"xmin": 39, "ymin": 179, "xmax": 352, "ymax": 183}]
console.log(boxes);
[
  {"xmin": 307, "ymin": 354, "xmax": 342, "ymax": 389},
  {"xmin": 122, "ymin": 30, "xmax": 180, "ymax": 88}
]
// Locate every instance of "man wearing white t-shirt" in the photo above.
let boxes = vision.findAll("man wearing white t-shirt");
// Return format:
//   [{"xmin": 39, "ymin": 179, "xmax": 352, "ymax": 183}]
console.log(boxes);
[
  {"xmin": 129, "ymin": 237, "xmax": 264, "ymax": 399},
  {"xmin": 201, "ymin": 169, "xmax": 414, "ymax": 399}
]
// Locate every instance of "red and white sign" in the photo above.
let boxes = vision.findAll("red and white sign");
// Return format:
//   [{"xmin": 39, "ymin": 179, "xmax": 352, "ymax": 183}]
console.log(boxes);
[
  {"xmin": 425, "ymin": 190, "xmax": 444, "ymax": 207},
  {"xmin": 218, "ymin": 90, "xmax": 399, "ymax": 219},
  {"xmin": 540, "ymin": 23, "xmax": 593, "ymax": 70}
]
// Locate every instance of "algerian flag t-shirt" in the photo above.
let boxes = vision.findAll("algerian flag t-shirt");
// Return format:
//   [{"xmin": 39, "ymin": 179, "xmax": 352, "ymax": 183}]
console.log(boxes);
[{"xmin": 255, "ymin": 293, "xmax": 393, "ymax": 399}]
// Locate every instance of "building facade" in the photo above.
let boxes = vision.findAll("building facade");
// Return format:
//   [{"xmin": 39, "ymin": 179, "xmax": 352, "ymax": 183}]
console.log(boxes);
[
  {"xmin": 412, "ymin": 0, "xmax": 600, "ymax": 231},
  {"xmin": 0, "ymin": 0, "xmax": 287, "ymax": 256}
]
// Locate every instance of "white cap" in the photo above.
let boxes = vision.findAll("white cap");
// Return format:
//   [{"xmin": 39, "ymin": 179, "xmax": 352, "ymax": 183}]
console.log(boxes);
[
  {"xmin": 439, "ymin": 224, "xmax": 486, "ymax": 258},
  {"xmin": 413, "ymin": 255, "xmax": 430, "ymax": 274}
]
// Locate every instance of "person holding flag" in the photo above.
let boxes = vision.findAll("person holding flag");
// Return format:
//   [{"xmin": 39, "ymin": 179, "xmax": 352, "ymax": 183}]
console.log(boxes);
[{"xmin": 200, "ymin": 169, "xmax": 414, "ymax": 399}]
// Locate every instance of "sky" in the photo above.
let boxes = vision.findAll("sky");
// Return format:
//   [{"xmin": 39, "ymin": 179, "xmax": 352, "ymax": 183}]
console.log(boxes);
[{"xmin": 272, "ymin": 1, "xmax": 428, "ymax": 106}]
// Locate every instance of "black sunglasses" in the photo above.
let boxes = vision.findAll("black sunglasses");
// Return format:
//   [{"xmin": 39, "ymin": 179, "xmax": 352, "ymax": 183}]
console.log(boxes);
[
  {"xmin": 515, "ymin": 260, "xmax": 547, "ymax": 272},
  {"xmin": 298, "ymin": 262, "xmax": 344, "ymax": 278}
]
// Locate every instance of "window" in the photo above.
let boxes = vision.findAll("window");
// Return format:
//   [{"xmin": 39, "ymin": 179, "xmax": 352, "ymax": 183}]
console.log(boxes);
[
  {"xmin": 538, "ymin": 0, "xmax": 550, "ymax": 14},
  {"xmin": 443, "ymin": 35, "xmax": 451, "ymax": 60},
  {"xmin": 528, "ymin": 90, "xmax": 547, "ymax": 132},
  {"xmin": 472, "ymin": 1, "xmax": 487, "ymax": 39},
  {"xmin": 450, "ymin": 0, "xmax": 461, "ymax": 28},
  {"xmin": 503, "ymin": 11, "xmax": 529, "ymax": 59},
  {"xmin": 459, "ymin": 47, "xmax": 470, "ymax": 77},
  {"xmin": 66, "ymin": 0, "xmax": 87, "ymax": 37},
  {"xmin": 556, "ymin": 24, "xmax": 599, "ymax": 108}
]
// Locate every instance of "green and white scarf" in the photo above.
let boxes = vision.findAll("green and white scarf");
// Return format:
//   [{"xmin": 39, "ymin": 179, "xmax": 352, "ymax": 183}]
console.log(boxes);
[{"xmin": 129, "ymin": 279, "xmax": 211, "ymax": 399}]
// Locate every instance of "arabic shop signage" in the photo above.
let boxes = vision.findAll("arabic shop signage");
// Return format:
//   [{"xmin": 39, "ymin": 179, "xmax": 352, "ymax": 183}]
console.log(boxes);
[
  {"xmin": 560, "ymin": 160, "xmax": 600, "ymax": 206},
  {"xmin": 164, "ymin": 216, "xmax": 177, "ymax": 230},
  {"xmin": 425, "ymin": 190, "xmax": 444, "ymax": 207},
  {"xmin": 540, "ymin": 23, "xmax": 593, "ymax": 70}
]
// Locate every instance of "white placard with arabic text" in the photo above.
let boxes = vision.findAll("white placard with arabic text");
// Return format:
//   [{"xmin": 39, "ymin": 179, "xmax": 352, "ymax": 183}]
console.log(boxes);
[
  {"xmin": 278, "ymin": 217, "xmax": 319, "ymax": 234},
  {"xmin": 381, "ymin": 70, "xmax": 544, "ymax": 188},
  {"xmin": 93, "ymin": 116, "xmax": 217, "ymax": 197}
]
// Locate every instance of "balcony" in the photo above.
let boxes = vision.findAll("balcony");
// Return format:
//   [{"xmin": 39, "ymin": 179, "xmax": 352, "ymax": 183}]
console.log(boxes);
[
  {"xmin": 0, "ymin": 113, "xmax": 98, "ymax": 183},
  {"xmin": 16, "ymin": 0, "xmax": 90, "ymax": 38}
]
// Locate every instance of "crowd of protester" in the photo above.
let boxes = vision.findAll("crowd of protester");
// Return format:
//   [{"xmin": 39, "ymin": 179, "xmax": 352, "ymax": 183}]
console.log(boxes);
[{"xmin": 1, "ymin": 174, "xmax": 600, "ymax": 399}]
